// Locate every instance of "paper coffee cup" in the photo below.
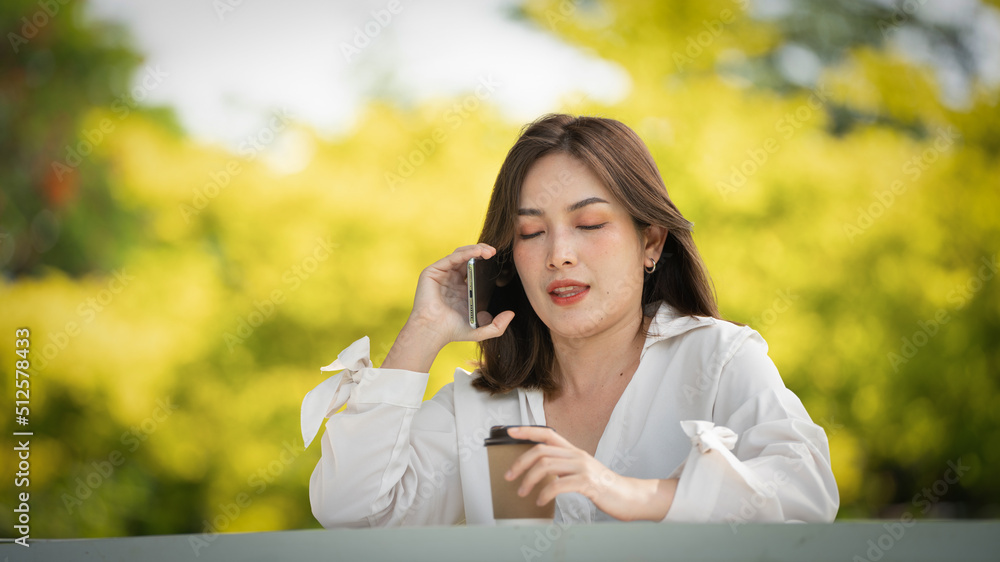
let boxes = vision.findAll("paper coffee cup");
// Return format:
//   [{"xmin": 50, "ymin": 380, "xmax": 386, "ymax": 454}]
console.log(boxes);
[{"xmin": 484, "ymin": 425, "xmax": 557, "ymax": 523}]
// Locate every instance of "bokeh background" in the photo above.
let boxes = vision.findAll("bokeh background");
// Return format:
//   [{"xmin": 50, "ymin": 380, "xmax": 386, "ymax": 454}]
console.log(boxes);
[{"xmin": 2, "ymin": 0, "xmax": 999, "ymax": 538}]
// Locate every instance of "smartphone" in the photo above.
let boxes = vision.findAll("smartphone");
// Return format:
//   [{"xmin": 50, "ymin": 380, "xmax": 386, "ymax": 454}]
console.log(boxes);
[{"xmin": 467, "ymin": 256, "xmax": 501, "ymax": 328}]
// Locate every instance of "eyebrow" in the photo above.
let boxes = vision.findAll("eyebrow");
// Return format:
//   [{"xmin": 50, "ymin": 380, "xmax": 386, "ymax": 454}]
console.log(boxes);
[{"xmin": 517, "ymin": 197, "xmax": 609, "ymax": 217}]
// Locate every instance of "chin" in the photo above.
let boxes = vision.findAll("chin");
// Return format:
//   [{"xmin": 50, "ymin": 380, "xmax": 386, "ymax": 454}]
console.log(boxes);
[{"xmin": 540, "ymin": 307, "xmax": 605, "ymax": 338}]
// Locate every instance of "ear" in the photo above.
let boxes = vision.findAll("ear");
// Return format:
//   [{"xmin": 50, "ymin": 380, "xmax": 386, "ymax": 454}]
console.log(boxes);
[{"xmin": 643, "ymin": 225, "xmax": 668, "ymax": 263}]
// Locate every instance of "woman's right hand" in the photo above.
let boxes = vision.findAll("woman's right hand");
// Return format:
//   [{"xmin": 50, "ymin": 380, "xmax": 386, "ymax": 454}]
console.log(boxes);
[{"xmin": 381, "ymin": 244, "xmax": 515, "ymax": 372}]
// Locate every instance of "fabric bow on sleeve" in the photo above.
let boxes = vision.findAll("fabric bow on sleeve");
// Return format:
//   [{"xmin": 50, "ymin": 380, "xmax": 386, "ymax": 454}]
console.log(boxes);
[
  {"xmin": 664, "ymin": 420, "xmax": 767, "ymax": 521},
  {"xmin": 681, "ymin": 420, "xmax": 738, "ymax": 453},
  {"xmin": 300, "ymin": 336, "xmax": 372, "ymax": 448}
]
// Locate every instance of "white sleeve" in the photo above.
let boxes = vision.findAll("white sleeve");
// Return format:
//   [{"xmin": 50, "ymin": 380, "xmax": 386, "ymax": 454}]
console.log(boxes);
[
  {"xmin": 301, "ymin": 336, "xmax": 464, "ymax": 527},
  {"xmin": 663, "ymin": 330, "xmax": 839, "ymax": 524}
]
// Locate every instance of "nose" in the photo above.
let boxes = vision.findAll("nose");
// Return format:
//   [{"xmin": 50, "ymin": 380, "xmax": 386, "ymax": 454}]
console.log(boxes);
[{"xmin": 546, "ymin": 227, "xmax": 577, "ymax": 270}]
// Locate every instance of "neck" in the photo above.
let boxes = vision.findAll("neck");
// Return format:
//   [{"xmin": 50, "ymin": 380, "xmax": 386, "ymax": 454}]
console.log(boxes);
[{"xmin": 547, "ymin": 310, "xmax": 651, "ymax": 399}]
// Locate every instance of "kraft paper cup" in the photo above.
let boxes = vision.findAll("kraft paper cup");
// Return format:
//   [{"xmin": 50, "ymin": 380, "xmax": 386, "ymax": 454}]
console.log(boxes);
[{"xmin": 485, "ymin": 425, "xmax": 557, "ymax": 525}]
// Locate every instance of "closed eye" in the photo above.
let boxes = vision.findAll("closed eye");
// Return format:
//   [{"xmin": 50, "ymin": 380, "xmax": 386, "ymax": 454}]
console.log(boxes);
[{"xmin": 519, "ymin": 223, "xmax": 607, "ymax": 240}]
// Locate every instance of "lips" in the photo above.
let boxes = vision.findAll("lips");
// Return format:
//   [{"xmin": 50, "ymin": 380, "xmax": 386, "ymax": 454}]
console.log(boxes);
[{"xmin": 547, "ymin": 279, "xmax": 590, "ymax": 306}]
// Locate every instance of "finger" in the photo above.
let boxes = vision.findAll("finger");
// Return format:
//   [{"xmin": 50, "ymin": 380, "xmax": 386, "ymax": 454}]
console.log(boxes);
[
  {"xmin": 425, "ymin": 244, "xmax": 497, "ymax": 287},
  {"xmin": 505, "ymin": 444, "xmax": 575, "ymax": 481},
  {"xmin": 506, "ymin": 426, "xmax": 573, "ymax": 449},
  {"xmin": 433, "ymin": 244, "xmax": 495, "ymax": 272},
  {"xmin": 536, "ymin": 474, "xmax": 589, "ymax": 506},
  {"xmin": 471, "ymin": 310, "xmax": 515, "ymax": 341},
  {"xmin": 517, "ymin": 457, "xmax": 579, "ymax": 499},
  {"xmin": 475, "ymin": 310, "xmax": 493, "ymax": 327}
]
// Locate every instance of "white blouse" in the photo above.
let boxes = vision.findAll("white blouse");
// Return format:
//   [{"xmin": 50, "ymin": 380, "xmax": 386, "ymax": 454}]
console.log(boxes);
[{"xmin": 301, "ymin": 302, "xmax": 839, "ymax": 527}]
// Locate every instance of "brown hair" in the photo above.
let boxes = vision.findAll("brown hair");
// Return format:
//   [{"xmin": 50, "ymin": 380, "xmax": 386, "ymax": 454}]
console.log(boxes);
[{"xmin": 473, "ymin": 113, "xmax": 720, "ymax": 395}]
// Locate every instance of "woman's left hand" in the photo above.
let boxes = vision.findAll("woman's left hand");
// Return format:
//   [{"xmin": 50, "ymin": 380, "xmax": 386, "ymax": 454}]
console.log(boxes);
[{"xmin": 504, "ymin": 426, "xmax": 678, "ymax": 522}]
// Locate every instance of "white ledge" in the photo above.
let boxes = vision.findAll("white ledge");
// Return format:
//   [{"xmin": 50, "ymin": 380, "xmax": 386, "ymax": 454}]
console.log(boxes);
[{"xmin": 3, "ymin": 521, "xmax": 997, "ymax": 561}]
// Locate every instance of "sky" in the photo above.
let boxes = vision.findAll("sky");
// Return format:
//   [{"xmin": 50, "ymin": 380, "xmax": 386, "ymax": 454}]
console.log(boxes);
[
  {"xmin": 83, "ymin": 0, "xmax": 631, "ymax": 150},
  {"xmin": 82, "ymin": 0, "xmax": 1000, "ymax": 156}
]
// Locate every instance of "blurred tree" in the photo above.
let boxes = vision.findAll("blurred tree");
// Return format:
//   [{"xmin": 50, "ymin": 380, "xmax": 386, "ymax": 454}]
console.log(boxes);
[{"xmin": 0, "ymin": 0, "xmax": 160, "ymax": 277}]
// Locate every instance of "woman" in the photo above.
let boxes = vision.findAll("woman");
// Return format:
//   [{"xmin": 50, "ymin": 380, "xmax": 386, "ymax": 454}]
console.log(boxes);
[{"xmin": 301, "ymin": 114, "xmax": 839, "ymax": 526}]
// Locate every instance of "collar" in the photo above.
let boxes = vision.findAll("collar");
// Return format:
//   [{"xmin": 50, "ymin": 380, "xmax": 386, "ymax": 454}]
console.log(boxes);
[
  {"xmin": 641, "ymin": 300, "xmax": 717, "ymax": 358},
  {"xmin": 517, "ymin": 301, "xmax": 716, "ymax": 424}
]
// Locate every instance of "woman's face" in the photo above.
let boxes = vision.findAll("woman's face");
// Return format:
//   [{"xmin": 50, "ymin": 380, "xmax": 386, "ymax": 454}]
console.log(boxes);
[{"xmin": 513, "ymin": 152, "xmax": 658, "ymax": 341}]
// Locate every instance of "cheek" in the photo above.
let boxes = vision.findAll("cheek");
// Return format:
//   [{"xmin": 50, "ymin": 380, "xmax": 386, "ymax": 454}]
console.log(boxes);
[
  {"xmin": 512, "ymin": 244, "xmax": 524, "ymax": 265},
  {"xmin": 590, "ymin": 229, "xmax": 634, "ymax": 263},
  {"xmin": 511, "ymin": 246, "xmax": 531, "ymax": 279},
  {"xmin": 592, "ymin": 233, "xmax": 644, "ymax": 288}
]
